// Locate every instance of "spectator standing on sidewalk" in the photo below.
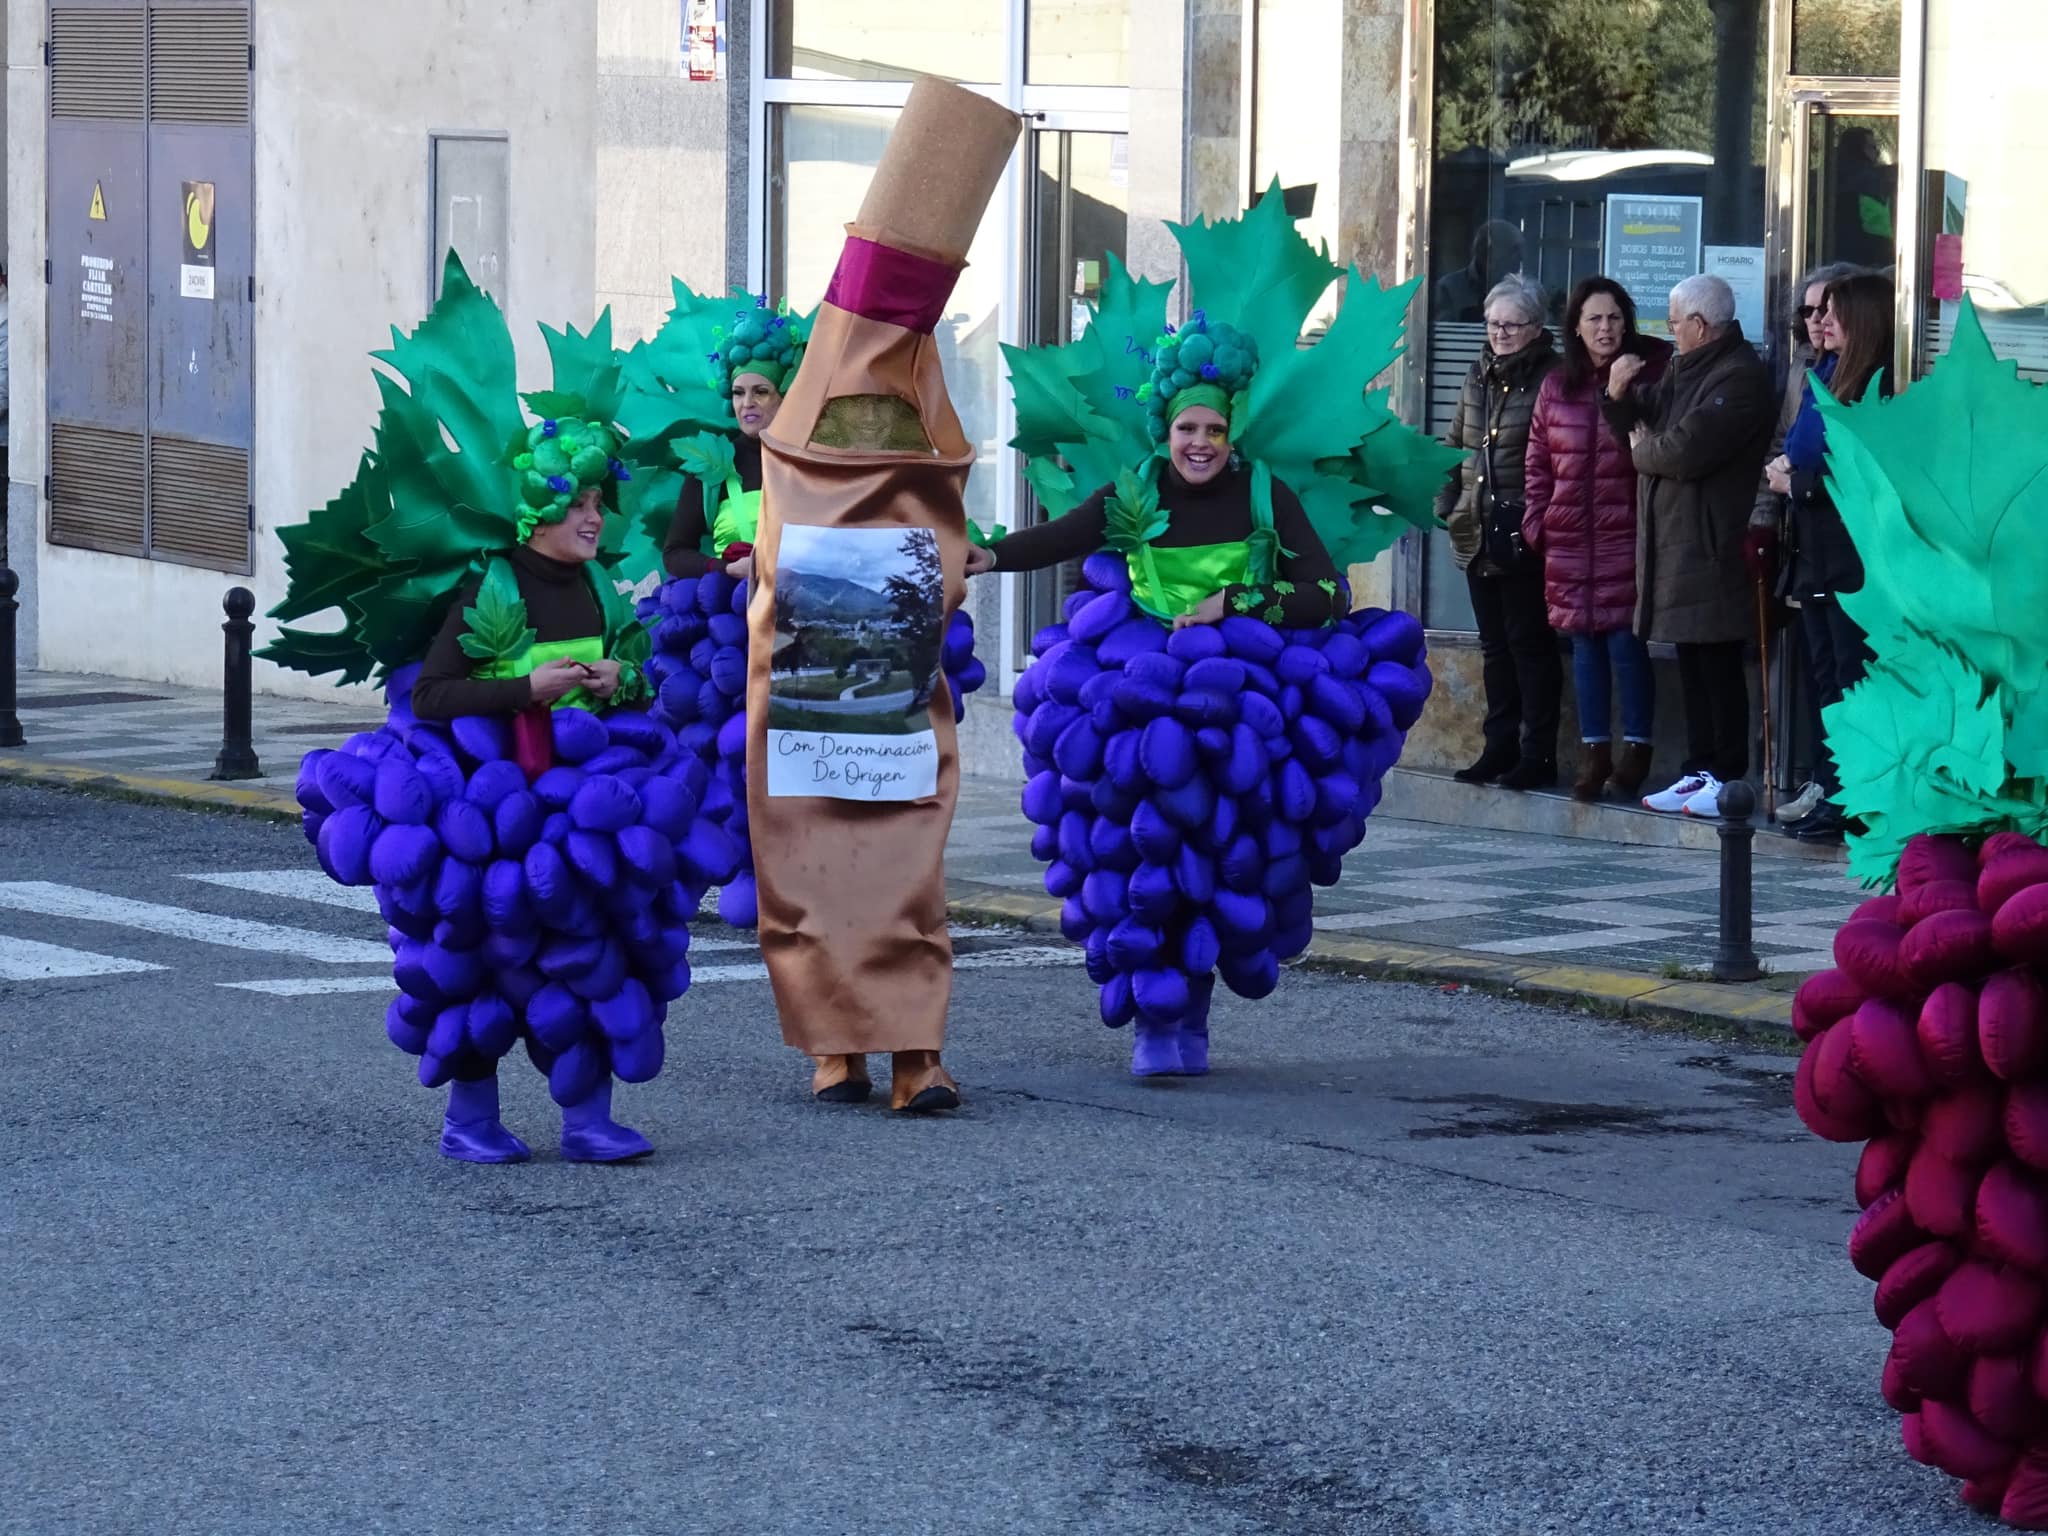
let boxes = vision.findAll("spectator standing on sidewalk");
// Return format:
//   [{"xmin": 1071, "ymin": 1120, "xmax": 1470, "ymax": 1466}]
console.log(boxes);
[
  {"xmin": 1748, "ymin": 261, "xmax": 1859, "ymax": 826},
  {"xmin": 1440, "ymin": 274, "xmax": 1563, "ymax": 790},
  {"xmin": 1602, "ymin": 273, "xmax": 1774, "ymax": 817},
  {"xmin": 1522, "ymin": 277, "xmax": 1672, "ymax": 802},
  {"xmin": 1766, "ymin": 270, "xmax": 1895, "ymax": 845}
]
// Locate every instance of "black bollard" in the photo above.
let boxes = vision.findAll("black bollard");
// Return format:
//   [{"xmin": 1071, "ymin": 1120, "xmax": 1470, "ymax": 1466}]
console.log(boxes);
[
  {"xmin": 210, "ymin": 586, "xmax": 262, "ymax": 781},
  {"xmin": 1712, "ymin": 778, "xmax": 1762, "ymax": 982},
  {"xmin": 0, "ymin": 566, "xmax": 22, "ymax": 749}
]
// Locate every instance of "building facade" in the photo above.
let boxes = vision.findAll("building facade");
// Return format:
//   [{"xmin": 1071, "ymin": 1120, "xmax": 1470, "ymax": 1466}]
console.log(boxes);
[{"xmin": 6, "ymin": 0, "xmax": 2039, "ymax": 783}]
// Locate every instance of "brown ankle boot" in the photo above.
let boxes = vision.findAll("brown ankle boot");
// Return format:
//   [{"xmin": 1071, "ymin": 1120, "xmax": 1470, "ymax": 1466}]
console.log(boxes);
[
  {"xmin": 1572, "ymin": 742, "xmax": 1614, "ymax": 802},
  {"xmin": 1612, "ymin": 741, "xmax": 1654, "ymax": 798},
  {"xmin": 811, "ymin": 1054, "xmax": 871, "ymax": 1104},
  {"xmin": 889, "ymin": 1051, "xmax": 960, "ymax": 1114}
]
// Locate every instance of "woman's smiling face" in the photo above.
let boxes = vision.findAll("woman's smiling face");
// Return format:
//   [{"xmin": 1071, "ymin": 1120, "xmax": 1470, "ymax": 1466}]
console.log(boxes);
[{"xmin": 1169, "ymin": 405, "xmax": 1231, "ymax": 485}]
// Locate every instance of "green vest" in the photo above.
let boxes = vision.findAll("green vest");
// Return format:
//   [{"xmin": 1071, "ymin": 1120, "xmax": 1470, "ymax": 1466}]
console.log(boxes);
[
  {"xmin": 468, "ymin": 556, "xmax": 608, "ymax": 711},
  {"xmin": 705, "ymin": 472, "xmax": 761, "ymax": 556},
  {"xmin": 1125, "ymin": 461, "xmax": 1279, "ymax": 623}
]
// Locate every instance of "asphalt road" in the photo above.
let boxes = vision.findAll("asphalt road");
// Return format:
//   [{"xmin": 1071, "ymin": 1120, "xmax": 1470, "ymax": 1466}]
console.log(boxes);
[{"xmin": 0, "ymin": 782, "xmax": 1978, "ymax": 1535}]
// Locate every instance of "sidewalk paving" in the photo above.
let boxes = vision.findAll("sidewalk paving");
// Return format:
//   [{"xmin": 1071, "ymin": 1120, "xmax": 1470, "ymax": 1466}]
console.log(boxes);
[{"xmin": 5, "ymin": 669, "xmax": 1859, "ymax": 1037}]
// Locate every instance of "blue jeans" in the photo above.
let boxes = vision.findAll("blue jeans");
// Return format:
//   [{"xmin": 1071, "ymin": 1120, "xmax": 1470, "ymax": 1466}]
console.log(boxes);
[{"xmin": 1571, "ymin": 629, "xmax": 1653, "ymax": 744}]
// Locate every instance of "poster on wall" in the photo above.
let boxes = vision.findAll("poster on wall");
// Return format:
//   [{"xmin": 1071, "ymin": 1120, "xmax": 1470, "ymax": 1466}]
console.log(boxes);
[
  {"xmin": 765, "ymin": 525, "xmax": 945, "ymax": 802},
  {"xmin": 1704, "ymin": 246, "xmax": 1767, "ymax": 342},
  {"xmin": 684, "ymin": 0, "xmax": 723, "ymax": 81},
  {"xmin": 180, "ymin": 180, "xmax": 216, "ymax": 300},
  {"xmin": 1603, "ymin": 194, "xmax": 1702, "ymax": 335}
]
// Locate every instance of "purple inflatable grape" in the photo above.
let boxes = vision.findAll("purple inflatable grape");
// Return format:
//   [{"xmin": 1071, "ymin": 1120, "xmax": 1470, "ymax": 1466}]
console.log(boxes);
[{"xmin": 1012, "ymin": 555, "xmax": 1433, "ymax": 1068}]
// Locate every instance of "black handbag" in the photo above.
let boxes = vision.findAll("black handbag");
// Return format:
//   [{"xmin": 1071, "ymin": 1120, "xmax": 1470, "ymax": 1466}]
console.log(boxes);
[{"xmin": 1481, "ymin": 431, "xmax": 1525, "ymax": 570}]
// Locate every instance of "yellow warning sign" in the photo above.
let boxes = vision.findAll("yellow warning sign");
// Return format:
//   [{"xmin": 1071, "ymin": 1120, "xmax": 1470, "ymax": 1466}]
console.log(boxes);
[{"xmin": 88, "ymin": 182, "xmax": 106, "ymax": 221}]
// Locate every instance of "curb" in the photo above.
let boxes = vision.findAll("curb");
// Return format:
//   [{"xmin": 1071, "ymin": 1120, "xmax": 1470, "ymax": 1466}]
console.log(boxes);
[
  {"xmin": 943, "ymin": 880, "xmax": 1797, "ymax": 1044},
  {"xmin": 0, "ymin": 755, "xmax": 301, "ymax": 822},
  {"xmin": 1, "ymin": 754, "xmax": 1797, "ymax": 1042}
]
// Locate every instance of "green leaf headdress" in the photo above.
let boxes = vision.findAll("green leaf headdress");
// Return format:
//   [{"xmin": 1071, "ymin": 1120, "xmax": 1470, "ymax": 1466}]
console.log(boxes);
[
  {"xmin": 1002, "ymin": 180, "xmax": 1464, "ymax": 571},
  {"xmin": 259, "ymin": 251, "xmax": 654, "ymax": 687},
  {"xmin": 1817, "ymin": 300, "xmax": 2048, "ymax": 884}
]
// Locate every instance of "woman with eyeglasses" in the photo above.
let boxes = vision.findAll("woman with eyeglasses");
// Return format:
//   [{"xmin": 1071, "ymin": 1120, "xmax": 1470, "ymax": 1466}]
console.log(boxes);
[
  {"xmin": 1438, "ymin": 272, "xmax": 1563, "ymax": 788},
  {"xmin": 1764, "ymin": 270, "xmax": 1896, "ymax": 844},
  {"xmin": 1520, "ymin": 277, "xmax": 1673, "ymax": 801}
]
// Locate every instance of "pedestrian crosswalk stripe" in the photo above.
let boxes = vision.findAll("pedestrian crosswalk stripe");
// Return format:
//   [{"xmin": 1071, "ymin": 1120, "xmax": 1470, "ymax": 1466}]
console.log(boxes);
[
  {"xmin": 222, "ymin": 976, "xmax": 396, "ymax": 997},
  {"xmin": 0, "ymin": 882, "xmax": 389, "ymax": 964},
  {"xmin": 187, "ymin": 870, "xmax": 380, "ymax": 913},
  {"xmin": 0, "ymin": 936, "xmax": 165, "ymax": 981},
  {"xmin": 953, "ymin": 946, "xmax": 1076, "ymax": 971}
]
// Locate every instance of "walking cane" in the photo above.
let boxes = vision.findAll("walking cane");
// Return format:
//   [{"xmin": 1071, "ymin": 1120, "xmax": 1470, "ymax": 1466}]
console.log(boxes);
[{"xmin": 1756, "ymin": 580, "xmax": 1776, "ymax": 821}]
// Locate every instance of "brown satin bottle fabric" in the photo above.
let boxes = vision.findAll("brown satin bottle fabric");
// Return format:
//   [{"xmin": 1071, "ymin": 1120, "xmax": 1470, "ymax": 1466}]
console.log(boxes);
[{"xmin": 746, "ymin": 298, "xmax": 973, "ymax": 1055}]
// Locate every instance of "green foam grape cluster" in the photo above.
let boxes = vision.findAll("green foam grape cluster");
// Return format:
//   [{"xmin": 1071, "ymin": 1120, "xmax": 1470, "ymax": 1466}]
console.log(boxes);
[
  {"xmin": 511, "ymin": 416, "xmax": 624, "ymax": 539},
  {"xmin": 714, "ymin": 309, "xmax": 803, "ymax": 394},
  {"xmin": 1141, "ymin": 317, "xmax": 1258, "ymax": 442}
]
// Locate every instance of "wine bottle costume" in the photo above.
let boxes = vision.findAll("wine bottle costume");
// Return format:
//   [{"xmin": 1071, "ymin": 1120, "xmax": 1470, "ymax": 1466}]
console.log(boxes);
[
  {"xmin": 625, "ymin": 293, "xmax": 988, "ymax": 929},
  {"xmin": 259, "ymin": 254, "xmax": 739, "ymax": 1163},
  {"xmin": 982, "ymin": 192, "xmax": 1465, "ymax": 1076},
  {"xmin": 745, "ymin": 78, "xmax": 1020, "ymax": 1108},
  {"xmin": 1787, "ymin": 303, "xmax": 2048, "ymax": 1529}
]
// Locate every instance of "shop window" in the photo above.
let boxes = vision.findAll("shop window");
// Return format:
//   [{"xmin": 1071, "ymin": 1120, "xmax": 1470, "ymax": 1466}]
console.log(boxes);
[
  {"xmin": 1251, "ymin": 0, "xmax": 1341, "ymax": 337},
  {"xmin": 766, "ymin": 104, "xmax": 1007, "ymax": 534},
  {"xmin": 1791, "ymin": 0, "xmax": 1901, "ymax": 78},
  {"xmin": 1420, "ymin": 0, "xmax": 1767, "ymax": 631},
  {"xmin": 768, "ymin": 0, "xmax": 1002, "ymax": 83},
  {"xmin": 1919, "ymin": 0, "xmax": 2048, "ymax": 382},
  {"xmin": 1027, "ymin": 0, "xmax": 1131, "ymax": 86}
]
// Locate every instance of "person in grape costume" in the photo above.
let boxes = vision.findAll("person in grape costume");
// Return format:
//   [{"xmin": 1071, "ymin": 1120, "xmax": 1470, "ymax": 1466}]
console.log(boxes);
[
  {"xmin": 1787, "ymin": 301, "xmax": 2048, "ymax": 1530},
  {"xmin": 623, "ymin": 291, "xmax": 988, "ymax": 929},
  {"xmin": 966, "ymin": 191, "xmax": 1464, "ymax": 1077},
  {"xmin": 259, "ymin": 253, "xmax": 739, "ymax": 1165}
]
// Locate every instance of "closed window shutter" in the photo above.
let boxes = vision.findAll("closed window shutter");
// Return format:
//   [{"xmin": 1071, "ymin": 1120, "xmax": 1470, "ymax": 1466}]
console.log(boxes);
[
  {"xmin": 50, "ymin": 425, "xmax": 147, "ymax": 555},
  {"xmin": 147, "ymin": 6, "xmax": 249, "ymax": 125},
  {"xmin": 51, "ymin": 6, "xmax": 144, "ymax": 121},
  {"xmin": 149, "ymin": 436, "xmax": 250, "ymax": 572}
]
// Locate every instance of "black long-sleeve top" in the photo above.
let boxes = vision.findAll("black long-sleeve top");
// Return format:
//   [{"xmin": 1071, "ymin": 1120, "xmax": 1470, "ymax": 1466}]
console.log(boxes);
[
  {"xmin": 988, "ymin": 463, "xmax": 1345, "ymax": 626},
  {"xmin": 662, "ymin": 433, "xmax": 763, "ymax": 580},
  {"xmin": 412, "ymin": 546, "xmax": 606, "ymax": 721}
]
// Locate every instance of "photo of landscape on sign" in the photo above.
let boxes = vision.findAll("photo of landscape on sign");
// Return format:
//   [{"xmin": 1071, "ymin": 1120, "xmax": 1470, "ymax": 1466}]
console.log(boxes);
[{"xmin": 769, "ymin": 525, "xmax": 945, "ymax": 737}]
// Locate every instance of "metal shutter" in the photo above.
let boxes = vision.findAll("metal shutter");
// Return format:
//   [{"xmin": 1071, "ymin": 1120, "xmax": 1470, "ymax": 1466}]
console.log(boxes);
[
  {"xmin": 148, "ymin": 436, "xmax": 249, "ymax": 571},
  {"xmin": 147, "ymin": 5, "xmax": 249, "ymax": 125},
  {"xmin": 49, "ymin": 424, "xmax": 147, "ymax": 555},
  {"xmin": 50, "ymin": 6, "xmax": 145, "ymax": 121}
]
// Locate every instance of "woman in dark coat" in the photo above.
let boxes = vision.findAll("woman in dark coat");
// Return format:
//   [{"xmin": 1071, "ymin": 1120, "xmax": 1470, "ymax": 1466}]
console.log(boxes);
[
  {"xmin": 1766, "ymin": 271, "xmax": 1895, "ymax": 844},
  {"xmin": 1438, "ymin": 274, "xmax": 1562, "ymax": 789},
  {"xmin": 1522, "ymin": 277, "xmax": 1672, "ymax": 800}
]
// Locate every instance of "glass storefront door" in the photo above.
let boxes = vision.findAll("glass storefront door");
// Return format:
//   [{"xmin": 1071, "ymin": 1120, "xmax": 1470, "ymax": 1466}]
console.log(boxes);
[{"xmin": 1017, "ymin": 127, "xmax": 1129, "ymax": 657}]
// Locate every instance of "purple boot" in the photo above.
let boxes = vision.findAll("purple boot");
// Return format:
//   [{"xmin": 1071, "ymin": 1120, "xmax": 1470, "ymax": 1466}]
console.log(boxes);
[
  {"xmin": 1130, "ymin": 1019, "xmax": 1183, "ymax": 1077},
  {"xmin": 440, "ymin": 1074, "xmax": 532, "ymax": 1164},
  {"xmin": 559, "ymin": 1080, "xmax": 654, "ymax": 1163},
  {"xmin": 1172, "ymin": 977, "xmax": 1216, "ymax": 1077}
]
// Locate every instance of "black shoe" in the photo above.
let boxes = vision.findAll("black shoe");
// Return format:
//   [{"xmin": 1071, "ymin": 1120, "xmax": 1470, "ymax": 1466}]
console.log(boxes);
[
  {"xmin": 1454, "ymin": 745, "xmax": 1519, "ymax": 785},
  {"xmin": 1791, "ymin": 805, "xmax": 1847, "ymax": 844},
  {"xmin": 1497, "ymin": 758, "xmax": 1559, "ymax": 791}
]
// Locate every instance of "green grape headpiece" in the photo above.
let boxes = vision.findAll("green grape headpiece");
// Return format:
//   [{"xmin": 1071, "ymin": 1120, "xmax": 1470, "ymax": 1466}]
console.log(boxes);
[
  {"xmin": 712, "ymin": 303, "xmax": 806, "ymax": 396},
  {"xmin": 509, "ymin": 415, "xmax": 631, "ymax": 543},
  {"xmin": 1137, "ymin": 314, "xmax": 1259, "ymax": 443}
]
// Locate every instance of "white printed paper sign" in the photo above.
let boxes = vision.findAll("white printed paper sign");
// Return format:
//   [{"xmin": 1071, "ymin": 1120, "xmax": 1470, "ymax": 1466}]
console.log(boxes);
[{"xmin": 766, "ymin": 524, "xmax": 944, "ymax": 802}]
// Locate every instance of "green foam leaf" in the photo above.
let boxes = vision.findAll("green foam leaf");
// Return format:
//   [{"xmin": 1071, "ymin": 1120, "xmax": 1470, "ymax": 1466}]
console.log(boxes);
[{"xmin": 1167, "ymin": 180, "xmax": 1338, "ymax": 356}]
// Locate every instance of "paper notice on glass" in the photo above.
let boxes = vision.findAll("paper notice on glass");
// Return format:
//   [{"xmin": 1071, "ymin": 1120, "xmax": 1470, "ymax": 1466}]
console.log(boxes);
[
  {"xmin": 765, "ymin": 525, "xmax": 944, "ymax": 802},
  {"xmin": 1603, "ymin": 194, "xmax": 1702, "ymax": 333},
  {"xmin": 1704, "ymin": 246, "xmax": 1767, "ymax": 342}
]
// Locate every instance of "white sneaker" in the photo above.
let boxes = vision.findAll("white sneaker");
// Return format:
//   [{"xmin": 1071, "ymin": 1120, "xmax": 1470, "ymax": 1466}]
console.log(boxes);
[
  {"xmin": 1643, "ymin": 773, "xmax": 1712, "ymax": 813},
  {"xmin": 1774, "ymin": 780, "xmax": 1823, "ymax": 824},
  {"xmin": 1681, "ymin": 775, "xmax": 1727, "ymax": 817}
]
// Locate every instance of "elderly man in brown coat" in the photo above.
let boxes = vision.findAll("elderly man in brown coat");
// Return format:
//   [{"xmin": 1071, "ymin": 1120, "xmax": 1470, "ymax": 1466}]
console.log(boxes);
[{"xmin": 1600, "ymin": 273, "xmax": 1773, "ymax": 818}]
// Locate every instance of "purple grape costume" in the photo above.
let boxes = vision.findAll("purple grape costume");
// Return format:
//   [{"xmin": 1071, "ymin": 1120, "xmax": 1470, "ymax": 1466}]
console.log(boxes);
[
  {"xmin": 981, "ymin": 191, "xmax": 1463, "ymax": 1076},
  {"xmin": 259, "ymin": 253, "xmax": 739, "ymax": 1163},
  {"xmin": 614, "ymin": 284, "xmax": 988, "ymax": 928}
]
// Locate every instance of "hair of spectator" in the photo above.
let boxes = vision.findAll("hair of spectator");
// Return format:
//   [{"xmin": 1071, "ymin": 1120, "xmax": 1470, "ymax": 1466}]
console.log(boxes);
[
  {"xmin": 1483, "ymin": 274, "xmax": 1546, "ymax": 327},
  {"xmin": 1789, "ymin": 262, "xmax": 1861, "ymax": 338},
  {"xmin": 1671, "ymin": 274, "xmax": 1737, "ymax": 329}
]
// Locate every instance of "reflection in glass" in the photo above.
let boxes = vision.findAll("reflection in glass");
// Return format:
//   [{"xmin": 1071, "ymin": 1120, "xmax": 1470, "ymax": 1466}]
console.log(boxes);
[
  {"xmin": 1803, "ymin": 112, "xmax": 1897, "ymax": 274},
  {"xmin": 768, "ymin": 0, "xmax": 1002, "ymax": 82},
  {"xmin": 1022, "ymin": 131, "xmax": 1131, "ymax": 647},
  {"xmin": 1027, "ymin": 0, "xmax": 1131, "ymax": 86},
  {"xmin": 1419, "ymin": 0, "xmax": 1766, "ymax": 631},
  {"xmin": 768, "ymin": 105, "xmax": 1011, "ymax": 534},
  {"xmin": 1791, "ymin": 0, "xmax": 1901, "ymax": 77},
  {"xmin": 1253, "ymin": 0, "xmax": 1342, "ymax": 336},
  {"xmin": 1921, "ymin": 0, "xmax": 2048, "ymax": 381}
]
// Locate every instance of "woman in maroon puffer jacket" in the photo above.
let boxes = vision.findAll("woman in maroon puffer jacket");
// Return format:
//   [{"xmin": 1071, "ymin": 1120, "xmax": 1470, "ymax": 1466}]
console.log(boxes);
[{"xmin": 1522, "ymin": 277, "xmax": 1673, "ymax": 801}]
